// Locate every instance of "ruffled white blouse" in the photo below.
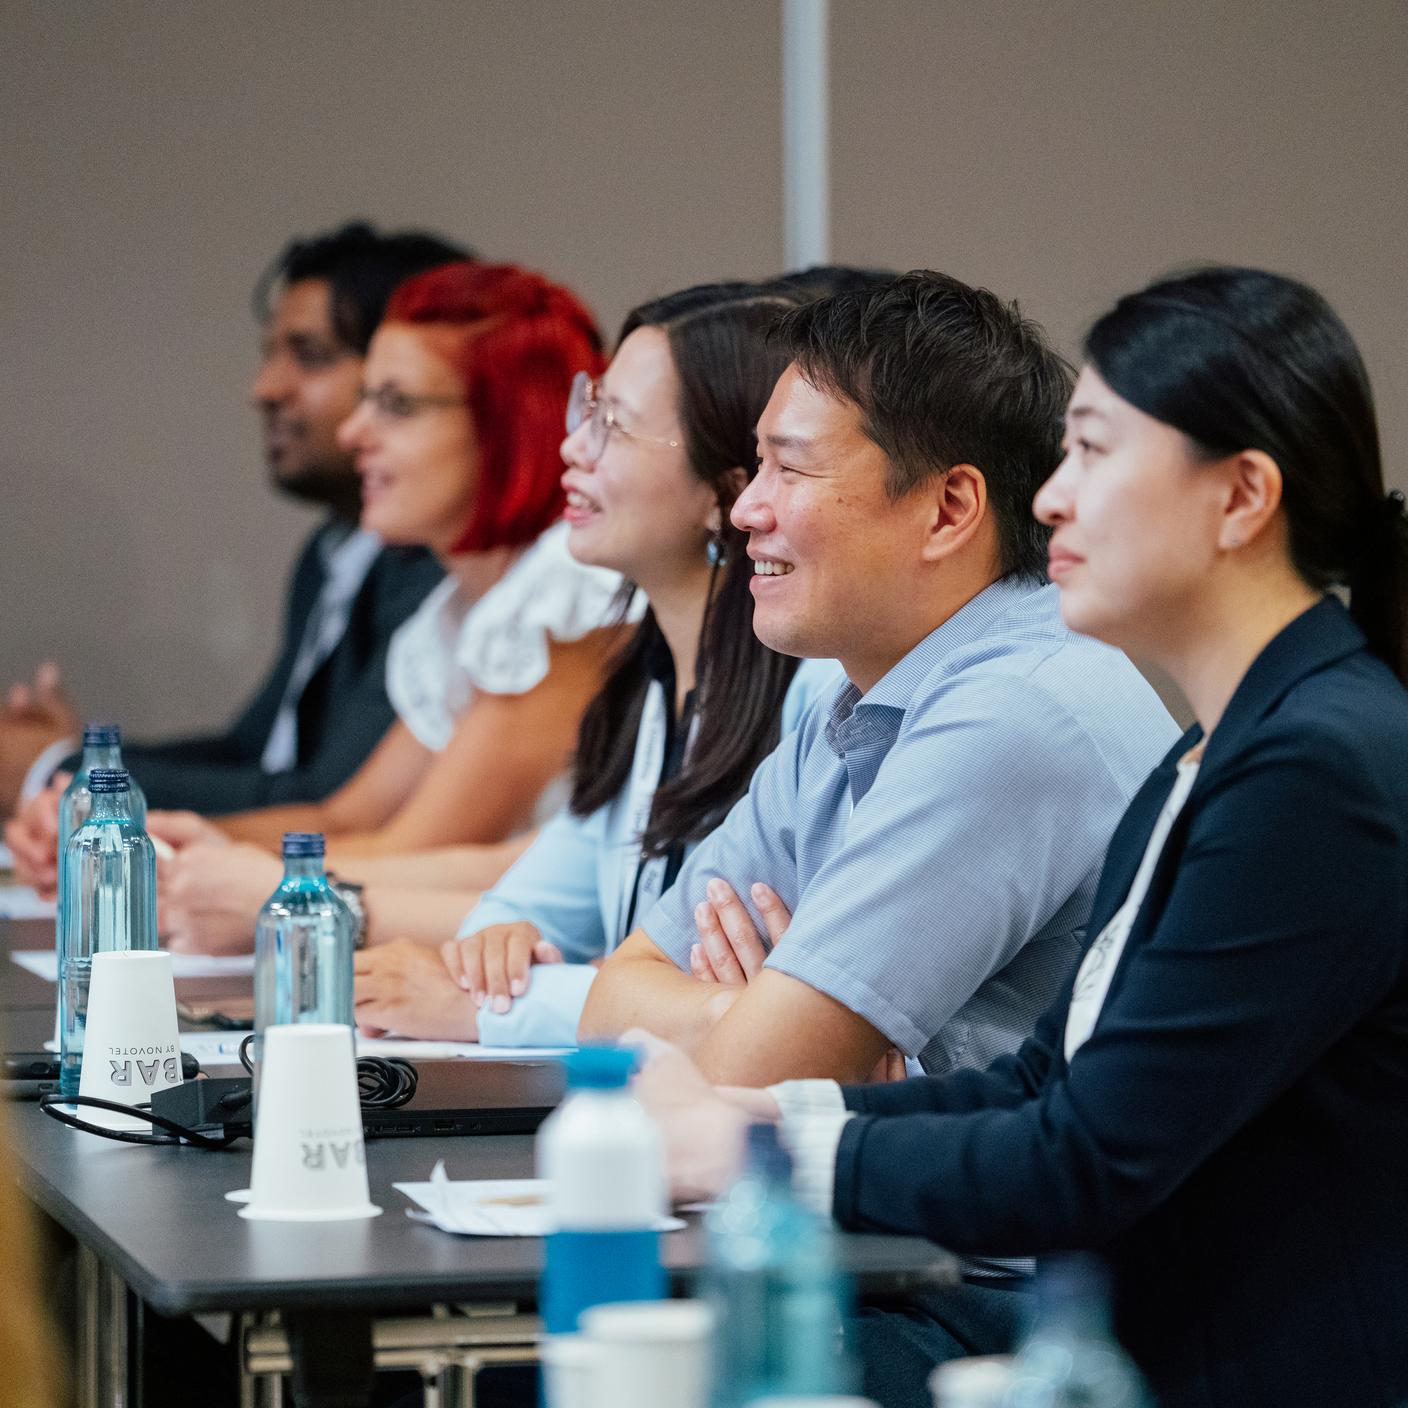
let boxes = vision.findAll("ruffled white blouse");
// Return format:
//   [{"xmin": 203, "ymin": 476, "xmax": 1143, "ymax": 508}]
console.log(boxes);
[{"xmin": 386, "ymin": 520, "xmax": 636, "ymax": 752}]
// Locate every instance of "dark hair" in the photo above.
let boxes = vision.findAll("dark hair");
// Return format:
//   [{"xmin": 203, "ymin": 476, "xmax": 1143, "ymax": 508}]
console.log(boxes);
[
  {"xmin": 571, "ymin": 286, "xmax": 804, "ymax": 854},
  {"xmin": 773, "ymin": 270, "xmax": 1073, "ymax": 580},
  {"xmin": 385, "ymin": 260, "xmax": 603, "ymax": 553},
  {"xmin": 252, "ymin": 221, "xmax": 472, "ymax": 354},
  {"xmin": 769, "ymin": 264, "xmax": 899, "ymax": 300},
  {"xmin": 1086, "ymin": 266, "xmax": 1406, "ymax": 681}
]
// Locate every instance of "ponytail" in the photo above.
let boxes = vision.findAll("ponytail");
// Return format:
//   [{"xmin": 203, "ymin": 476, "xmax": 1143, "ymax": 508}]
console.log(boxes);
[{"xmin": 1348, "ymin": 491, "xmax": 1408, "ymax": 683}]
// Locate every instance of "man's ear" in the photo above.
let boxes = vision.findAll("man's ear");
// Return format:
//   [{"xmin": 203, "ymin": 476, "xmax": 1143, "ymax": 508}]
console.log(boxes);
[{"xmin": 919, "ymin": 463, "xmax": 987, "ymax": 563}]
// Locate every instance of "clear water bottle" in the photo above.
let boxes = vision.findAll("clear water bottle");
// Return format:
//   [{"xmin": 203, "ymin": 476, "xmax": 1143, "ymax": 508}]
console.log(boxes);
[
  {"xmin": 57, "ymin": 768, "xmax": 158, "ymax": 1096},
  {"xmin": 55, "ymin": 725, "xmax": 146, "ymax": 945},
  {"xmin": 537, "ymin": 1045, "xmax": 667, "ymax": 1335},
  {"xmin": 705, "ymin": 1122, "xmax": 854, "ymax": 1407},
  {"xmin": 253, "ymin": 833, "xmax": 355, "ymax": 1056},
  {"xmin": 1005, "ymin": 1257, "xmax": 1149, "ymax": 1408}
]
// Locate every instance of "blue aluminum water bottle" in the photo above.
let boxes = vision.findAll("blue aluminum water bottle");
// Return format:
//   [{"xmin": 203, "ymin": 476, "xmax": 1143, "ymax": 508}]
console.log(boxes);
[
  {"xmin": 57, "ymin": 768, "xmax": 158, "ymax": 1096},
  {"xmin": 537, "ymin": 1046, "xmax": 667, "ymax": 1335},
  {"xmin": 253, "ymin": 833, "xmax": 355, "ymax": 1065}
]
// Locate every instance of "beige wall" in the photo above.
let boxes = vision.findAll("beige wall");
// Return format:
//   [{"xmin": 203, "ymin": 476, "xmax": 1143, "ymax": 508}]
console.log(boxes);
[
  {"xmin": 0, "ymin": 0, "xmax": 782, "ymax": 734},
  {"xmin": 2, "ymin": 0, "xmax": 1404, "ymax": 736}
]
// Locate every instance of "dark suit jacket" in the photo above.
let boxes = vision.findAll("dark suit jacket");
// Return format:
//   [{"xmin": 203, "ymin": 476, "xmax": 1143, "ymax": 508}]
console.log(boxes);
[
  {"xmin": 833, "ymin": 599, "xmax": 1408, "ymax": 1408},
  {"xmin": 97, "ymin": 520, "xmax": 442, "ymax": 813}
]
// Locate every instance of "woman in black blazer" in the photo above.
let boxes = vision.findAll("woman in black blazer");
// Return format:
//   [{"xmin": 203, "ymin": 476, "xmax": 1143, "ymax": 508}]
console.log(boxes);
[{"xmin": 633, "ymin": 267, "xmax": 1408, "ymax": 1408}]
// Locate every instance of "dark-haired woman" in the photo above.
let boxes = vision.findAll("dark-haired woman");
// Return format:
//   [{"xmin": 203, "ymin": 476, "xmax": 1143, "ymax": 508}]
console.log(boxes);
[
  {"xmin": 632, "ymin": 267, "xmax": 1408, "ymax": 1408},
  {"xmin": 147, "ymin": 262, "xmax": 634, "ymax": 949},
  {"xmin": 352, "ymin": 286, "xmax": 841, "ymax": 1044}
]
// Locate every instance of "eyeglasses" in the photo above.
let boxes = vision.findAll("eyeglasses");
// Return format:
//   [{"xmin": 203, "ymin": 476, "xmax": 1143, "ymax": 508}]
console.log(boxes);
[
  {"xmin": 566, "ymin": 371, "xmax": 683, "ymax": 459},
  {"xmin": 357, "ymin": 384, "xmax": 468, "ymax": 421}
]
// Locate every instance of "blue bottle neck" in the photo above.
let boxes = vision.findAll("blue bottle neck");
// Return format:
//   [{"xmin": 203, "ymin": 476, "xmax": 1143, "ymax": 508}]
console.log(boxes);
[
  {"xmin": 82, "ymin": 744, "xmax": 122, "ymax": 772},
  {"xmin": 282, "ymin": 855, "xmax": 328, "ymax": 884}
]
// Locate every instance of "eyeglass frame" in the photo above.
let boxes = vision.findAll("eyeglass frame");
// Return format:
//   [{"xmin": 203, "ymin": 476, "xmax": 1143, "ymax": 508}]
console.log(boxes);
[
  {"xmin": 356, "ymin": 384, "xmax": 469, "ymax": 421},
  {"xmin": 566, "ymin": 370, "xmax": 683, "ymax": 456}
]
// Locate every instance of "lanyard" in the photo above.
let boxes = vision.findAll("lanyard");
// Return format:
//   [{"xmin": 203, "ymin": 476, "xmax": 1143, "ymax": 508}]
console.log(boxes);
[{"xmin": 617, "ymin": 679, "xmax": 696, "ymax": 943}]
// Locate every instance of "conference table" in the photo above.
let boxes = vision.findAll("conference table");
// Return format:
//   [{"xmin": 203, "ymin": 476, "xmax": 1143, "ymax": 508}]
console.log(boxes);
[{"xmin": 0, "ymin": 915, "xmax": 959, "ymax": 1408}]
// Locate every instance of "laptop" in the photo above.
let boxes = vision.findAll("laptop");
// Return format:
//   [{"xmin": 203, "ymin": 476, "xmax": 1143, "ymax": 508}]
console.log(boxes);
[{"xmin": 362, "ymin": 1057, "xmax": 567, "ymax": 1138}]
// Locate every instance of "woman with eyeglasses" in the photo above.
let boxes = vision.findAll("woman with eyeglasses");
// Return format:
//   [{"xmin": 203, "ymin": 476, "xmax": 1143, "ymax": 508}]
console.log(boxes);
[
  {"xmin": 629, "ymin": 267, "xmax": 1408, "ymax": 1408},
  {"xmin": 351, "ymin": 283, "xmax": 843, "ymax": 1044},
  {"xmin": 149, "ymin": 261, "xmax": 634, "ymax": 951}
]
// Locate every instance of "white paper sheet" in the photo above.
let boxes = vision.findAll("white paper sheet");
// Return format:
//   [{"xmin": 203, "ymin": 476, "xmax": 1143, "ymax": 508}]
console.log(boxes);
[
  {"xmin": 10, "ymin": 949, "xmax": 255, "ymax": 982},
  {"xmin": 0, "ymin": 887, "xmax": 56, "ymax": 921},
  {"xmin": 395, "ymin": 1161, "xmax": 684, "ymax": 1237}
]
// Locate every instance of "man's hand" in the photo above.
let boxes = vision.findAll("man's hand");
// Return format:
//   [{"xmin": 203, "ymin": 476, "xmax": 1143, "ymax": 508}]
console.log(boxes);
[
  {"xmin": 356, "ymin": 939, "xmax": 477, "ymax": 1040},
  {"xmin": 625, "ymin": 1028, "xmax": 766, "ymax": 1202},
  {"xmin": 689, "ymin": 879, "xmax": 791, "ymax": 984},
  {"xmin": 160, "ymin": 840, "xmax": 280, "ymax": 953},
  {"xmin": 3, "ymin": 661, "xmax": 78, "ymax": 731},
  {"xmin": 0, "ymin": 662, "xmax": 79, "ymax": 811},
  {"xmin": 439, "ymin": 922, "xmax": 564, "ymax": 1013},
  {"xmin": 3, "ymin": 775, "xmax": 67, "ymax": 898}
]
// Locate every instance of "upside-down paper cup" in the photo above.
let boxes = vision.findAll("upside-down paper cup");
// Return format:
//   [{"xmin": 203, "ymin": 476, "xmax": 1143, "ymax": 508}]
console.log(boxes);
[
  {"xmin": 77, "ymin": 950, "xmax": 182, "ymax": 1130},
  {"xmin": 239, "ymin": 1023, "xmax": 380, "ymax": 1222}
]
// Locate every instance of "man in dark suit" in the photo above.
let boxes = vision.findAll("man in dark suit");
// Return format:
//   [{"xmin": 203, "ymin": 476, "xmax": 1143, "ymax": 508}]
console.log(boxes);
[{"xmin": 2, "ymin": 224, "xmax": 465, "ymax": 875}]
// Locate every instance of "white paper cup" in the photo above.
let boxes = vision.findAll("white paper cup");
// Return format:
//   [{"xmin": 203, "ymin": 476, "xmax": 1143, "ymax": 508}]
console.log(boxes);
[
  {"xmin": 77, "ymin": 950, "xmax": 182, "ymax": 1130},
  {"xmin": 929, "ymin": 1355, "xmax": 1015, "ymax": 1407},
  {"xmin": 238, "ymin": 1023, "xmax": 380, "ymax": 1222},
  {"xmin": 579, "ymin": 1300, "xmax": 714, "ymax": 1408},
  {"xmin": 540, "ymin": 1334, "xmax": 603, "ymax": 1408}
]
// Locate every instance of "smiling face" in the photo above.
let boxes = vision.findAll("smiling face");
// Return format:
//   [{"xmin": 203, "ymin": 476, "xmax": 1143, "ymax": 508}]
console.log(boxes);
[
  {"xmin": 559, "ymin": 326, "xmax": 719, "ymax": 589},
  {"xmin": 250, "ymin": 278, "xmax": 363, "ymax": 506},
  {"xmin": 336, "ymin": 323, "xmax": 479, "ymax": 556},
  {"xmin": 1034, "ymin": 364, "xmax": 1235, "ymax": 655},
  {"xmin": 735, "ymin": 363, "xmax": 944, "ymax": 687}
]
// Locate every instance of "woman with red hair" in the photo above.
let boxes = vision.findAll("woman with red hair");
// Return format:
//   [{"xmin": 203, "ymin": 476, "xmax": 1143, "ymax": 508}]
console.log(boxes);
[{"xmin": 152, "ymin": 261, "xmax": 634, "ymax": 948}]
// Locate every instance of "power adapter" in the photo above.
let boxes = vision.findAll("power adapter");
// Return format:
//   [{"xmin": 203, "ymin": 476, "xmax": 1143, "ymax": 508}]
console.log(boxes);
[{"xmin": 151, "ymin": 1077, "xmax": 254, "ymax": 1140}]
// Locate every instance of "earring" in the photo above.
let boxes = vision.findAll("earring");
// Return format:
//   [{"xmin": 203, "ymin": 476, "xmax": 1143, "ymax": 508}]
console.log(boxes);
[{"xmin": 706, "ymin": 532, "xmax": 728, "ymax": 567}]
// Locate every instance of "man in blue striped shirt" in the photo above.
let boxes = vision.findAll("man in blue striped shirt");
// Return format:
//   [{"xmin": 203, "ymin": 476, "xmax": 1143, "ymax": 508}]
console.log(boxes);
[{"xmin": 581, "ymin": 273, "xmax": 1178, "ymax": 1087}]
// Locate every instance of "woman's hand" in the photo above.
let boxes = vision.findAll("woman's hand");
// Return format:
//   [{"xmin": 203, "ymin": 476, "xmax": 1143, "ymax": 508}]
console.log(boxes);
[
  {"xmin": 439, "ymin": 922, "xmax": 564, "ymax": 1013},
  {"xmin": 625, "ymin": 1028, "xmax": 774, "ymax": 1202},
  {"xmin": 3, "ymin": 775, "xmax": 66, "ymax": 897},
  {"xmin": 160, "ymin": 841, "xmax": 281, "ymax": 953},
  {"xmin": 146, "ymin": 809, "xmax": 231, "ymax": 853},
  {"xmin": 355, "ymin": 938, "xmax": 477, "ymax": 1040}
]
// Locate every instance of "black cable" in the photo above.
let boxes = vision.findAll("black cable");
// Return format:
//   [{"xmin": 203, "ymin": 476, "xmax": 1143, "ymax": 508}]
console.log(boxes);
[
  {"xmin": 40, "ymin": 1051, "xmax": 419, "ymax": 1148},
  {"xmin": 357, "ymin": 1056, "xmax": 418, "ymax": 1108},
  {"xmin": 38, "ymin": 1093, "xmax": 241, "ymax": 1149}
]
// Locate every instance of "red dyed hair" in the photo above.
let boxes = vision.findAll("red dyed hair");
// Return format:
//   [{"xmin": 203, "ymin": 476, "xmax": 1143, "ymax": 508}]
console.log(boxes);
[{"xmin": 383, "ymin": 261, "xmax": 604, "ymax": 553}]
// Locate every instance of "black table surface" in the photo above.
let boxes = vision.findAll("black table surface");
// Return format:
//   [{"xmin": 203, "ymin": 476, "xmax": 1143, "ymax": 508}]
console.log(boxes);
[
  {"xmin": 1, "ymin": 919, "xmax": 956, "ymax": 1318},
  {"xmin": 10, "ymin": 1100, "xmax": 956, "ymax": 1317}
]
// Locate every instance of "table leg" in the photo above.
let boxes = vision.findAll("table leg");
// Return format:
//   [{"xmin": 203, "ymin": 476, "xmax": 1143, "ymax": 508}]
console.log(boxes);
[
  {"xmin": 284, "ymin": 1311, "xmax": 374, "ymax": 1408},
  {"xmin": 75, "ymin": 1244, "xmax": 143, "ymax": 1408}
]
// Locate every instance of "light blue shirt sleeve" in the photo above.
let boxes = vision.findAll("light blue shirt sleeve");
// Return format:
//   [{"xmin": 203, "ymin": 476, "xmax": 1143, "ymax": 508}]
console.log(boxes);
[
  {"xmin": 761, "ymin": 672, "xmax": 1140, "ymax": 1055},
  {"xmin": 458, "ymin": 802, "xmax": 609, "ymax": 964},
  {"xmin": 474, "ymin": 963, "xmax": 597, "ymax": 1047}
]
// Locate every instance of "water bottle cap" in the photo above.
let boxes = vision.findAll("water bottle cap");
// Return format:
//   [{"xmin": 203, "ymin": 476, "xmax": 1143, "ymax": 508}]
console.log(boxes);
[
  {"xmin": 87, "ymin": 768, "xmax": 130, "ymax": 794},
  {"xmin": 563, "ymin": 1045, "xmax": 637, "ymax": 1089},
  {"xmin": 82, "ymin": 723, "xmax": 121, "ymax": 748},
  {"xmin": 281, "ymin": 832, "xmax": 326, "ymax": 859}
]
